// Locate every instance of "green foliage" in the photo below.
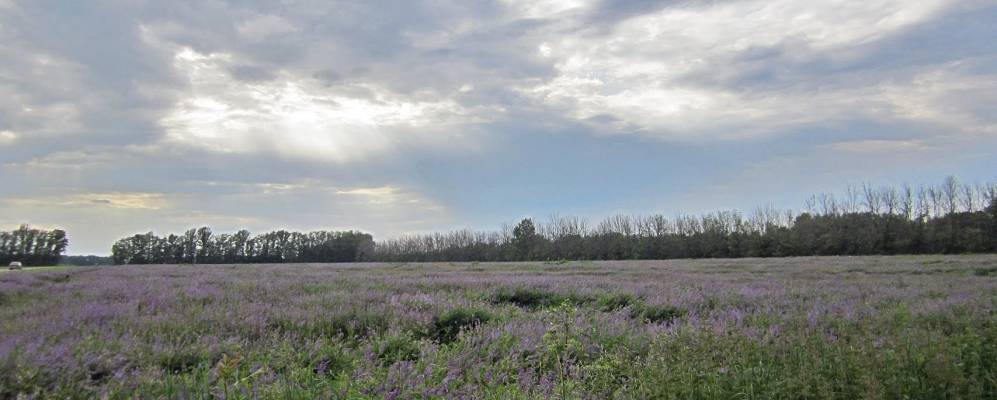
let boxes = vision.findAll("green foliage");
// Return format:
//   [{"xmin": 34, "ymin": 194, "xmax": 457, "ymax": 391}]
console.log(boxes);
[
  {"xmin": 374, "ymin": 334, "xmax": 421, "ymax": 366},
  {"xmin": 0, "ymin": 225, "xmax": 69, "ymax": 266},
  {"xmin": 311, "ymin": 342, "xmax": 352, "ymax": 377},
  {"xmin": 111, "ymin": 227, "xmax": 375, "ymax": 265},
  {"xmin": 512, "ymin": 218, "xmax": 542, "ymax": 261},
  {"xmin": 596, "ymin": 292, "xmax": 637, "ymax": 311},
  {"xmin": 432, "ymin": 308, "xmax": 493, "ymax": 344},
  {"xmin": 632, "ymin": 303, "xmax": 686, "ymax": 323},
  {"xmin": 492, "ymin": 287, "xmax": 592, "ymax": 309},
  {"xmin": 156, "ymin": 347, "xmax": 218, "ymax": 374}
]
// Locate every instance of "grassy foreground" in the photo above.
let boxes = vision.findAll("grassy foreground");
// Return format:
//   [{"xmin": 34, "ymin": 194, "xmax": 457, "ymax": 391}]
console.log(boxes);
[{"xmin": 1, "ymin": 256, "xmax": 996, "ymax": 399}]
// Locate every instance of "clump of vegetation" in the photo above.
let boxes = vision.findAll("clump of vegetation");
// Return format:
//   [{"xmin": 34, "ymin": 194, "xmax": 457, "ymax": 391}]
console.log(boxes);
[
  {"xmin": 277, "ymin": 311, "xmax": 390, "ymax": 339},
  {"xmin": 593, "ymin": 293, "xmax": 681, "ymax": 323},
  {"xmin": 157, "ymin": 347, "xmax": 218, "ymax": 374},
  {"xmin": 311, "ymin": 342, "xmax": 352, "ymax": 377},
  {"xmin": 373, "ymin": 334, "xmax": 421, "ymax": 366},
  {"xmin": 492, "ymin": 287, "xmax": 591, "ymax": 308},
  {"xmin": 596, "ymin": 292, "xmax": 637, "ymax": 311},
  {"xmin": 493, "ymin": 287, "xmax": 557, "ymax": 308},
  {"xmin": 431, "ymin": 308, "xmax": 493, "ymax": 344},
  {"xmin": 631, "ymin": 303, "xmax": 686, "ymax": 323}
]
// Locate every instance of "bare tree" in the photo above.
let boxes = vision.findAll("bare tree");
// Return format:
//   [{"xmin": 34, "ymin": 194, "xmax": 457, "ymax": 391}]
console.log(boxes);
[
  {"xmin": 916, "ymin": 186, "xmax": 927, "ymax": 220},
  {"xmin": 899, "ymin": 183, "xmax": 914, "ymax": 220},
  {"xmin": 882, "ymin": 186, "xmax": 898, "ymax": 215},
  {"xmin": 750, "ymin": 204, "xmax": 784, "ymax": 234},
  {"xmin": 804, "ymin": 195, "xmax": 817, "ymax": 215},
  {"xmin": 862, "ymin": 183, "xmax": 882, "ymax": 214},
  {"xmin": 843, "ymin": 184, "xmax": 860, "ymax": 214},
  {"xmin": 598, "ymin": 214, "xmax": 635, "ymax": 236},
  {"xmin": 942, "ymin": 176, "xmax": 959, "ymax": 215},
  {"xmin": 818, "ymin": 193, "xmax": 839, "ymax": 216},
  {"xmin": 927, "ymin": 186, "xmax": 944, "ymax": 218},
  {"xmin": 960, "ymin": 183, "xmax": 977, "ymax": 212},
  {"xmin": 638, "ymin": 214, "xmax": 670, "ymax": 237}
]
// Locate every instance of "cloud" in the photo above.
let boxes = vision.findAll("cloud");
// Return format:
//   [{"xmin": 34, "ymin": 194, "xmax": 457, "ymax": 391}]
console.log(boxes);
[
  {"xmin": 237, "ymin": 15, "xmax": 297, "ymax": 41},
  {"xmin": 336, "ymin": 186, "xmax": 398, "ymax": 197},
  {"xmin": 335, "ymin": 186, "xmax": 434, "ymax": 206},
  {"xmin": 877, "ymin": 61, "xmax": 997, "ymax": 134},
  {"xmin": 827, "ymin": 139, "xmax": 930, "ymax": 154},
  {"xmin": 501, "ymin": 0, "xmax": 592, "ymax": 19},
  {"xmin": 520, "ymin": 0, "xmax": 981, "ymax": 141},
  {"xmin": 3, "ymin": 192, "xmax": 172, "ymax": 210},
  {"xmin": 0, "ymin": 130, "xmax": 16, "ymax": 145},
  {"xmin": 1, "ymin": 0, "xmax": 995, "ymax": 254},
  {"xmin": 157, "ymin": 47, "xmax": 494, "ymax": 162}
]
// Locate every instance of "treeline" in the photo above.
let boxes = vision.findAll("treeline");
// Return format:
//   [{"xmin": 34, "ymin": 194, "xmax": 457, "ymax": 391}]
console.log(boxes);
[
  {"xmin": 374, "ymin": 177, "xmax": 997, "ymax": 261},
  {"xmin": 107, "ymin": 177, "xmax": 996, "ymax": 264},
  {"xmin": 0, "ymin": 225, "xmax": 69, "ymax": 266},
  {"xmin": 60, "ymin": 255, "xmax": 113, "ymax": 266},
  {"xmin": 111, "ymin": 227, "xmax": 374, "ymax": 265}
]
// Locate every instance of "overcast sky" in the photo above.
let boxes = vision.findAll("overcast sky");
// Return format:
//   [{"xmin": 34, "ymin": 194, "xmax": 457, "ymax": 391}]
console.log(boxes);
[{"xmin": 2, "ymin": 0, "xmax": 996, "ymax": 254}]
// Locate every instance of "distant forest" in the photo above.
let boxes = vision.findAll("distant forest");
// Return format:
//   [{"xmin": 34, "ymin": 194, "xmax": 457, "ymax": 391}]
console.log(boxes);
[
  {"xmin": 0, "ymin": 225, "xmax": 69, "ymax": 266},
  {"xmin": 110, "ymin": 229, "xmax": 374, "ymax": 265},
  {"xmin": 60, "ymin": 255, "xmax": 112, "ymax": 266},
  {"xmin": 106, "ymin": 177, "xmax": 996, "ymax": 265},
  {"xmin": 376, "ymin": 177, "xmax": 997, "ymax": 261}
]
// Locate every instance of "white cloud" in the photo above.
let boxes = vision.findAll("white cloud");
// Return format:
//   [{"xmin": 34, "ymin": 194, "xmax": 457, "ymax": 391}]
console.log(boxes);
[
  {"xmin": 501, "ymin": 0, "xmax": 592, "ymax": 19},
  {"xmin": 877, "ymin": 62, "xmax": 997, "ymax": 134},
  {"xmin": 334, "ymin": 186, "xmax": 434, "ymax": 206},
  {"xmin": 0, "ymin": 130, "xmax": 16, "ymax": 145},
  {"xmin": 523, "ymin": 0, "xmax": 965, "ymax": 141},
  {"xmin": 3, "ymin": 192, "xmax": 172, "ymax": 210},
  {"xmin": 160, "ymin": 48, "xmax": 489, "ymax": 162}
]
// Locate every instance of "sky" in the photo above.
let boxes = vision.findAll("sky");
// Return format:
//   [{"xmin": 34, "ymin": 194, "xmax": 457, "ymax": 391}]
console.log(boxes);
[{"xmin": 1, "ymin": 0, "xmax": 996, "ymax": 255}]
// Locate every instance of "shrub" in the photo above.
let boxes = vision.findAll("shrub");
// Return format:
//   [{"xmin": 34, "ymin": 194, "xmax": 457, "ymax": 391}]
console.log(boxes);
[
  {"xmin": 157, "ymin": 348, "xmax": 216, "ymax": 373},
  {"xmin": 596, "ymin": 293, "xmax": 637, "ymax": 312},
  {"xmin": 312, "ymin": 343, "xmax": 352, "ymax": 377},
  {"xmin": 374, "ymin": 334, "xmax": 421, "ymax": 366},
  {"xmin": 432, "ymin": 308, "xmax": 493, "ymax": 343},
  {"xmin": 632, "ymin": 304, "xmax": 685, "ymax": 324},
  {"xmin": 318, "ymin": 311, "xmax": 389, "ymax": 339},
  {"xmin": 493, "ymin": 287, "xmax": 591, "ymax": 309}
]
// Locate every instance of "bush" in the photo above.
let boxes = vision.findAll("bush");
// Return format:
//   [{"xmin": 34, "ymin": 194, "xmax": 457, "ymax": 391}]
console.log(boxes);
[
  {"xmin": 492, "ymin": 287, "xmax": 591, "ymax": 309},
  {"xmin": 432, "ymin": 308, "xmax": 493, "ymax": 343},
  {"xmin": 312, "ymin": 343, "xmax": 352, "ymax": 377},
  {"xmin": 632, "ymin": 304, "xmax": 685, "ymax": 324},
  {"xmin": 318, "ymin": 311, "xmax": 389, "ymax": 339},
  {"xmin": 374, "ymin": 334, "xmax": 421, "ymax": 366},
  {"xmin": 596, "ymin": 293, "xmax": 637, "ymax": 312}
]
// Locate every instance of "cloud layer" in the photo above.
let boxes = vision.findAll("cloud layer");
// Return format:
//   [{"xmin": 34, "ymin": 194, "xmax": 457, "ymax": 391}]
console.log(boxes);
[{"xmin": 1, "ymin": 0, "xmax": 996, "ymax": 253}]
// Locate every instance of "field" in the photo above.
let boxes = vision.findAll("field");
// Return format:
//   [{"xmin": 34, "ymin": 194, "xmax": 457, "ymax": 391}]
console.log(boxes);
[{"xmin": 2, "ymin": 256, "xmax": 996, "ymax": 399}]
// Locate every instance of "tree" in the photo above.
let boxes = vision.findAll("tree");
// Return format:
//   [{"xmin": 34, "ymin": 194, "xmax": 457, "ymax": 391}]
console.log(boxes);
[
  {"xmin": 0, "ymin": 225, "xmax": 70, "ymax": 266},
  {"xmin": 512, "ymin": 218, "xmax": 540, "ymax": 260}
]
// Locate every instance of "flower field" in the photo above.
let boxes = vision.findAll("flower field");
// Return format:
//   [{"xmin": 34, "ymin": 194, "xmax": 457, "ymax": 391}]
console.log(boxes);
[{"xmin": 2, "ymin": 255, "xmax": 996, "ymax": 399}]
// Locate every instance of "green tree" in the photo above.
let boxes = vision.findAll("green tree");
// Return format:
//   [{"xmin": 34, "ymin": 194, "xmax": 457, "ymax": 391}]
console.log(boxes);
[{"xmin": 512, "ymin": 218, "xmax": 540, "ymax": 260}]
